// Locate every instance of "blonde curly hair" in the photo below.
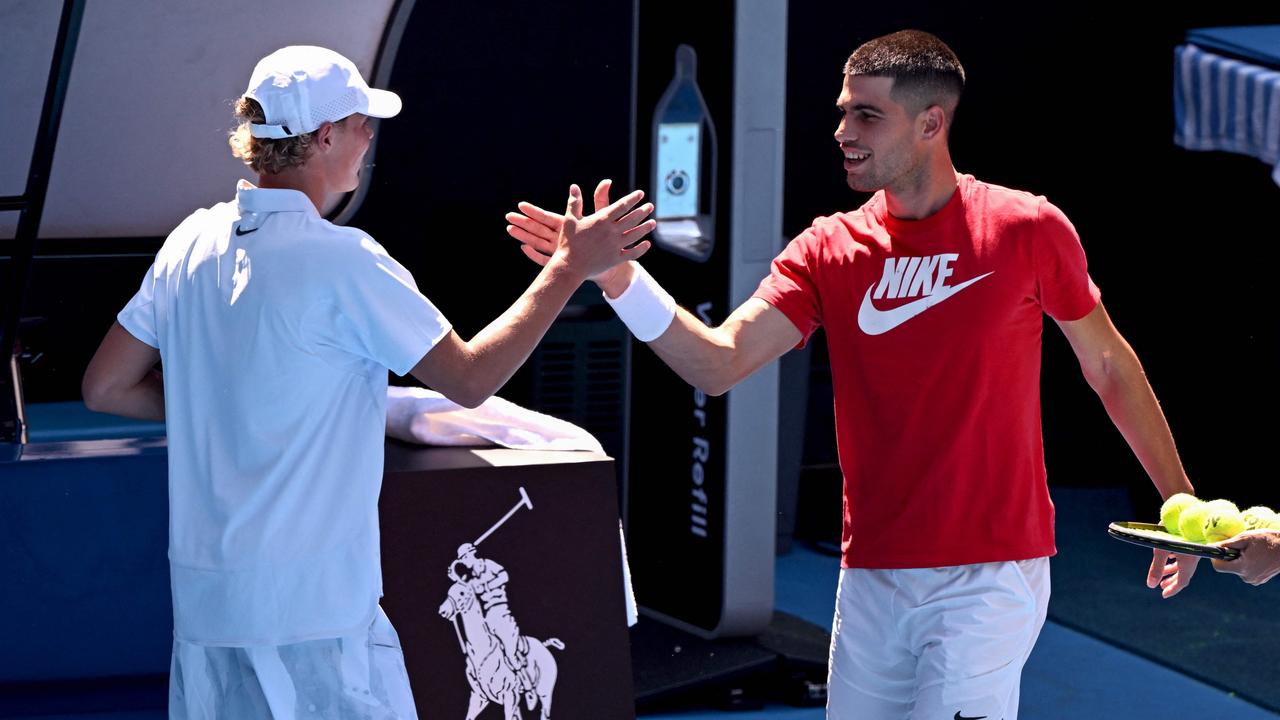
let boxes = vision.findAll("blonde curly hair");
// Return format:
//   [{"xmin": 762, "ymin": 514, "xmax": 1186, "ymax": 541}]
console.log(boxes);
[{"xmin": 228, "ymin": 97, "xmax": 347, "ymax": 175}]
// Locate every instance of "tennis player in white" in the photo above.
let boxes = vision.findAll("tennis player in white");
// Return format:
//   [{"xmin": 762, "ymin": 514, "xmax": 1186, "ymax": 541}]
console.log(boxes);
[{"xmin": 82, "ymin": 45, "xmax": 653, "ymax": 718}]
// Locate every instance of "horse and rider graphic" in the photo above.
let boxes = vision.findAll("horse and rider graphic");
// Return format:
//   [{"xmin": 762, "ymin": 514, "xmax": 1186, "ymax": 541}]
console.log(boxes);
[{"xmin": 437, "ymin": 487, "xmax": 563, "ymax": 720}]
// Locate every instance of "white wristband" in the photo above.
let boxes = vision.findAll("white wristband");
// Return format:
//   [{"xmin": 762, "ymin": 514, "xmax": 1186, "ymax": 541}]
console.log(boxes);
[{"xmin": 603, "ymin": 263, "xmax": 676, "ymax": 342}]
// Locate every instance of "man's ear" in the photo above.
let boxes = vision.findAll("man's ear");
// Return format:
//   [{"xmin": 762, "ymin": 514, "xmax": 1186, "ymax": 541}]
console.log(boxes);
[
  {"xmin": 921, "ymin": 106, "xmax": 946, "ymax": 140},
  {"xmin": 313, "ymin": 121, "xmax": 335, "ymax": 151}
]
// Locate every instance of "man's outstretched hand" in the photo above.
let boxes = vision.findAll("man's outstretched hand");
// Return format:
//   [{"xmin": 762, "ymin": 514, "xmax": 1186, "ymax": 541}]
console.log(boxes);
[{"xmin": 508, "ymin": 179, "xmax": 645, "ymax": 288}]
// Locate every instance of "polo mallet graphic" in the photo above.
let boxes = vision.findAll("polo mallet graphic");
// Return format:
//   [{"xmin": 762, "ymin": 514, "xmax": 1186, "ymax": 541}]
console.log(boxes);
[{"xmin": 473, "ymin": 486, "xmax": 533, "ymax": 547}]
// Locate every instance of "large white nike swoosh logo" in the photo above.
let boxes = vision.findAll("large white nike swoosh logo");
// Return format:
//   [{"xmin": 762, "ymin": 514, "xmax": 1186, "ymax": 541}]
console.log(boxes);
[{"xmin": 857, "ymin": 272, "xmax": 993, "ymax": 336}]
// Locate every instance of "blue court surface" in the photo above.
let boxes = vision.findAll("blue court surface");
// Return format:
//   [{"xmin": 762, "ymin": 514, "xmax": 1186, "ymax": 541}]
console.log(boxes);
[
  {"xmin": 12, "ymin": 545, "xmax": 1277, "ymax": 720},
  {"xmin": 5, "ymin": 486, "xmax": 1278, "ymax": 720},
  {"xmin": 644, "ymin": 543, "xmax": 1279, "ymax": 719}
]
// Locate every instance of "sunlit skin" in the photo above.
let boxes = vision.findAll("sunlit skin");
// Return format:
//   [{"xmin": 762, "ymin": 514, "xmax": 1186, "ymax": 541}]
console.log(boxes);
[
  {"xmin": 259, "ymin": 113, "xmax": 373, "ymax": 210},
  {"xmin": 328, "ymin": 113, "xmax": 374, "ymax": 192},
  {"xmin": 834, "ymin": 74, "xmax": 956, "ymax": 221}
]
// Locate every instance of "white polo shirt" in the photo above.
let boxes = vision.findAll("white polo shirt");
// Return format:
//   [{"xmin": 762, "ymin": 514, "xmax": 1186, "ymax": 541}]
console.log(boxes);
[{"xmin": 118, "ymin": 180, "xmax": 451, "ymax": 646}]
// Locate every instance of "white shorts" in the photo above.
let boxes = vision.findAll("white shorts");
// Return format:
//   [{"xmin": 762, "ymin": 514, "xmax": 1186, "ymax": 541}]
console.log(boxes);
[
  {"xmin": 169, "ymin": 605, "xmax": 417, "ymax": 719},
  {"xmin": 827, "ymin": 558, "xmax": 1050, "ymax": 720}
]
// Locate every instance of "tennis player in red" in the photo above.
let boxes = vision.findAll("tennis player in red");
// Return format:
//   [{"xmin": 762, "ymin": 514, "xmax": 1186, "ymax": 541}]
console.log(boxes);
[{"xmin": 507, "ymin": 29, "xmax": 1198, "ymax": 720}]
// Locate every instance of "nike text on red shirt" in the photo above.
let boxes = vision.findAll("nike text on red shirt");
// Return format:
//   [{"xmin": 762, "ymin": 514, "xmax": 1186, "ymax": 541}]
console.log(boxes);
[{"xmin": 857, "ymin": 253, "xmax": 993, "ymax": 336}]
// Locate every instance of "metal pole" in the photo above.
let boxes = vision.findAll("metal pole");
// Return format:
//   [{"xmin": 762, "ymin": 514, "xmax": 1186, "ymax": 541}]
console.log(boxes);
[{"xmin": 0, "ymin": 0, "xmax": 87, "ymax": 443}]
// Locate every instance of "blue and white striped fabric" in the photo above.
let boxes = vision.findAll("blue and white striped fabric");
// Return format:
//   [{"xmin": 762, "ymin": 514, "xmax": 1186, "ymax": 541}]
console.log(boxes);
[{"xmin": 1174, "ymin": 44, "xmax": 1280, "ymax": 187}]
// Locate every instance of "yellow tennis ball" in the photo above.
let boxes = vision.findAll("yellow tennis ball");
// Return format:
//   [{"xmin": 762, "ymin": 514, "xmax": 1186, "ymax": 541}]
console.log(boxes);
[
  {"xmin": 1203, "ymin": 501, "xmax": 1246, "ymax": 542},
  {"xmin": 1241, "ymin": 506, "xmax": 1276, "ymax": 531},
  {"xmin": 1160, "ymin": 493, "xmax": 1199, "ymax": 534},
  {"xmin": 1178, "ymin": 501, "xmax": 1213, "ymax": 542}
]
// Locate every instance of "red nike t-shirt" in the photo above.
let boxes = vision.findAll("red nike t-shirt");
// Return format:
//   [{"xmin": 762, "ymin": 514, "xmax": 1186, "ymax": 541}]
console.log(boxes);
[{"xmin": 755, "ymin": 174, "xmax": 1100, "ymax": 569}]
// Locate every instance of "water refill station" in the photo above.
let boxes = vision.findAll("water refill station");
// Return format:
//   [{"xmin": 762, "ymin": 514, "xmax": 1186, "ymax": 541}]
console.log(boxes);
[{"xmin": 623, "ymin": 0, "xmax": 829, "ymax": 708}]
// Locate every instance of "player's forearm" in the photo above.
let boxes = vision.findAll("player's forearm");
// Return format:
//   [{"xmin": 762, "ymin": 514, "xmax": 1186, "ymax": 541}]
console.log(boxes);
[
  {"xmin": 458, "ymin": 259, "xmax": 583, "ymax": 406},
  {"xmin": 1089, "ymin": 348, "xmax": 1192, "ymax": 500},
  {"xmin": 599, "ymin": 262, "xmax": 743, "ymax": 396},
  {"xmin": 647, "ymin": 310, "xmax": 746, "ymax": 396},
  {"xmin": 83, "ymin": 370, "xmax": 166, "ymax": 421}
]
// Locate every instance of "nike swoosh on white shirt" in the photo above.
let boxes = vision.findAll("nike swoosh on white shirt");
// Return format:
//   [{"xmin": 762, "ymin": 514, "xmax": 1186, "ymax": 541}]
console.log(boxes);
[{"xmin": 857, "ymin": 272, "xmax": 993, "ymax": 336}]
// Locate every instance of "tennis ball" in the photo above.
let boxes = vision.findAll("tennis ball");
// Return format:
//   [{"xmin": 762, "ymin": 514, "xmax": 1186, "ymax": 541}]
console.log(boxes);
[
  {"xmin": 1178, "ymin": 501, "xmax": 1213, "ymax": 542},
  {"xmin": 1241, "ymin": 506, "xmax": 1277, "ymax": 531},
  {"xmin": 1160, "ymin": 493, "xmax": 1200, "ymax": 534},
  {"xmin": 1203, "ymin": 500, "xmax": 1246, "ymax": 542}
]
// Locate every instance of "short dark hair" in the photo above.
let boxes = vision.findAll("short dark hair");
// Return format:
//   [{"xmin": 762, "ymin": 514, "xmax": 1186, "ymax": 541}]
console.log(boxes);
[{"xmin": 844, "ymin": 30, "xmax": 965, "ymax": 117}]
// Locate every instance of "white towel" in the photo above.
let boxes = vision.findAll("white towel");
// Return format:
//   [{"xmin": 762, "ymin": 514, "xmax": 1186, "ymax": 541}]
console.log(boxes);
[
  {"xmin": 385, "ymin": 386, "xmax": 635, "ymax": 625},
  {"xmin": 386, "ymin": 386, "xmax": 604, "ymax": 453},
  {"xmin": 1174, "ymin": 44, "xmax": 1280, "ymax": 187}
]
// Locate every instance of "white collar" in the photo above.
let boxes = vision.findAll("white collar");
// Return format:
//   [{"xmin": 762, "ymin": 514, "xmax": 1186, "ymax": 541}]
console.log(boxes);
[{"xmin": 235, "ymin": 179, "xmax": 319, "ymax": 217}]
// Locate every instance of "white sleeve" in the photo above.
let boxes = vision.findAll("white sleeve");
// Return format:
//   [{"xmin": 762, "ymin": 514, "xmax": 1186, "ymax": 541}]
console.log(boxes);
[
  {"xmin": 307, "ymin": 236, "xmax": 452, "ymax": 376},
  {"xmin": 116, "ymin": 263, "xmax": 160, "ymax": 348}
]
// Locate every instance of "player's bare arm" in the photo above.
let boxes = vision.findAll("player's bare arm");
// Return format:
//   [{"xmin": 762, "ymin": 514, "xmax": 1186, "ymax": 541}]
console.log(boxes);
[
  {"xmin": 1055, "ymin": 302, "xmax": 1200, "ymax": 597},
  {"xmin": 643, "ymin": 300, "xmax": 800, "ymax": 396},
  {"xmin": 82, "ymin": 322, "xmax": 165, "ymax": 421},
  {"xmin": 506, "ymin": 182, "xmax": 801, "ymax": 396},
  {"xmin": 413, "ymin": 184, "xmax": 654, "ymax": 408},
  {"xmin": 1056, "ymin": 303, "xmax": 1191, "ymax": 498}
]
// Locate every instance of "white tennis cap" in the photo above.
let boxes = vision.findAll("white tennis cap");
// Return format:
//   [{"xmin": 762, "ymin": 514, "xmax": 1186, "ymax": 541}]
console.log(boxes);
[{"xmin": 244, "ymin": 46, "xmax": 401, "ymax": 139}]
